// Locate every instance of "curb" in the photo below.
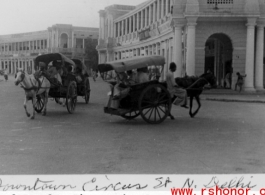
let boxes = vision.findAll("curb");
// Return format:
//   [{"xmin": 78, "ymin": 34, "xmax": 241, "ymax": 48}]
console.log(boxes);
[{"xmin": 203, "ymin": 98, "xmax": 265, "ymax": 103}]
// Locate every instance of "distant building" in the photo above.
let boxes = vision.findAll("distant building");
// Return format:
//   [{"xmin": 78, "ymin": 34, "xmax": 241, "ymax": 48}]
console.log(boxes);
[
  {"xmin": 0, "ymin": 24, "xmax": 99, "ymax": 74},
  {"xmin": 98, "ymin": 0, "xmax": 265, "ymax": 92}
]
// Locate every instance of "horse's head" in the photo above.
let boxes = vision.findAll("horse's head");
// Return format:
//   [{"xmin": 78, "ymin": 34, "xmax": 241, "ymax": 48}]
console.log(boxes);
[
  {"xmin": 14, "ymin": 69, "xmax": 25, "ymax": 86},
  {"xmin": 200, "ymin": 72, "xmax": 217, "ymax": 88}
]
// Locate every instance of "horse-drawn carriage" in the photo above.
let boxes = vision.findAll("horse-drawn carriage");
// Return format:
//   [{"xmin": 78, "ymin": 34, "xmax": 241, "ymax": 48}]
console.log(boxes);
[
  {"xmin": 34, "ymin": 53, "xmax": 77, "ymax": 114},
  {"xmin": 98, "ymin": 56, "xmax": 172, "ymax": 124}
]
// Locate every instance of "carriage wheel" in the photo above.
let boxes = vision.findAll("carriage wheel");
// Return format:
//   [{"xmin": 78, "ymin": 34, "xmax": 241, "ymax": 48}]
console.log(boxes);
[
  {"xmin": 138, "ymin": 84, "xmax": 171, "ymax": 124},
  {"xmin": 66, "ymin": 81, "xmax": 77, "ymax": 114},
  {"xmin": 121, "ymin": 110, "xmax": 140, "ymax": 120},
  {"xmin": 35, "ymin": 95, "xmax": 44, "ymax": 113},
  {"xmin": 84, "ymin": 77, "xmax": 90, "ymax": 104}
]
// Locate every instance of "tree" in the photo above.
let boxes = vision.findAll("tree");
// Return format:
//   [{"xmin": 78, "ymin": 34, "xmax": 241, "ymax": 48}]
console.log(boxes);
[{"xmin": 85, "ymin": 37, "xmax": 98, "ymax": 71}]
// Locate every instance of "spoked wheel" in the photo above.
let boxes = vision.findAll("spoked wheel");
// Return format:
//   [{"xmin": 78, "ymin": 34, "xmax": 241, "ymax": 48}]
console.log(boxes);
[
  {"xmin": 138, "ymin": 84, "xmax": 171, "ymax": 124},
  {"xmin": 121, "ymin": 110, "xmax": 140, "ymax": 120},
  {"xmin": 35, "ymin": 95, "xmax": 44, "ymax": 113},
  {"xmin": 66, "ymin": 81, "xmax": 77, "ymax": 114},
  {"xmin": 84, "ymin": 77, "xmax": 90, "ymax": 104}
]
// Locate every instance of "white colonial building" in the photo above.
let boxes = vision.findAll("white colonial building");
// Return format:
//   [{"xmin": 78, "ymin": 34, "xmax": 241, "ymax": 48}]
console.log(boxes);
[
  {"xmin": 97, "ymin": 0, "xmax": 265, "ymax": 91},
  {"xmin": 0, "ymin": 24, "xmax": 98, "ymax": 74}
]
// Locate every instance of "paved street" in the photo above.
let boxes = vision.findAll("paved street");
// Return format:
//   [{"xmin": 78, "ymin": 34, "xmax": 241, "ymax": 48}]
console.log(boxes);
[{"xmin": 0, "ymin": 75, "xmax": 265, "ymax": 174}]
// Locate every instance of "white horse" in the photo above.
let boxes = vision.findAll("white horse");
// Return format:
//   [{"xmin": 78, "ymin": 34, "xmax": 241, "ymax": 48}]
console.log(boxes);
[{"xmin": 14, "ymin": 69, "xmax": 51, "ymax": 119}]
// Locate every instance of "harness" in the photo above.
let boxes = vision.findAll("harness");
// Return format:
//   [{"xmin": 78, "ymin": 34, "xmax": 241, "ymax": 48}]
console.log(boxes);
[
  {"xmin": 18, "ymin": 71, "xmax": 44, "ymax": 93},
  {"xmin": 185, "ymin": 77, "xmax": 209, "ymax": 90}
]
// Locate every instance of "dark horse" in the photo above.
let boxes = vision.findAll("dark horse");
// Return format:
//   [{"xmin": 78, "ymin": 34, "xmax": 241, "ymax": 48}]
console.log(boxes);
[{"xmin": 174, "ymin": 72, "xmax": 217, "ymax": 118}]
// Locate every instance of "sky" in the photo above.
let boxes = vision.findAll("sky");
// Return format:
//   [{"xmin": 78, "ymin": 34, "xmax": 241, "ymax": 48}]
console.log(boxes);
[{"xmin": 0, "ymin": 0, "xmax": 145, "ymax": 35}]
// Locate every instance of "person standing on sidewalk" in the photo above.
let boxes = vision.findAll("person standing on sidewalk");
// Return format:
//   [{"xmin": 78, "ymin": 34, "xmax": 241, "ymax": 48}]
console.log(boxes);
[
  {"xmin": 3, "ymin": 68, "xmax": 8, "ymax": 81},
  {"xmin": 235, "ymin": 72, "xmax": 246, "ymax": 92},
  {"xmin": 224, "ymin": 71, "xmax": 231, "ymax": 88}
]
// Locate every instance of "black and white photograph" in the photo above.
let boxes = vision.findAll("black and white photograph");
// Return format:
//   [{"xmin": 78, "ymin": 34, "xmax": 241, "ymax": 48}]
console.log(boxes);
[{"xmin": 0, "ymin": 0, "xmax": 265, "ymax": 191}]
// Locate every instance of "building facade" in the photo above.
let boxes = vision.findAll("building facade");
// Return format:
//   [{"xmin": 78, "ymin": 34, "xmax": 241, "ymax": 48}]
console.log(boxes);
[
  {"xmin": 97, "ymin": 0, "xmax": 265, "ymax": 91},
  {"xmin": 0, "ymin": 24, "xmax": 99, "ymax": 74}
]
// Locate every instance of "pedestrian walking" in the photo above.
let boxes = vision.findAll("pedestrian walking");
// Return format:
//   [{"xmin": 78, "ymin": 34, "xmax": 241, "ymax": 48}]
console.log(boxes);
[
  {"xmin": 235, "ymin": 72, "xmax": 246, "ymax": 92},
  {"xmin": 92, "ymin": 70, "xmax": 97, "ymax": 82}
]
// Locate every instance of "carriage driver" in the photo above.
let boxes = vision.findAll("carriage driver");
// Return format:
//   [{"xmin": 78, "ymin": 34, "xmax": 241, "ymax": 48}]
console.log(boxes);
[
  {"xmin": 166, "ymin": 62, "xmax": 188, "ymax": 109},
  {"xmin": 34, "ymin": 62, "xmax": 47, "ymax": 78}
]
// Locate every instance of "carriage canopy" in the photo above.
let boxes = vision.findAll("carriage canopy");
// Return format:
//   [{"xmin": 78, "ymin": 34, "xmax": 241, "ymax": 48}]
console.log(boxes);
[
  {"xmin": 34, "ymin": 53, "xmax": 76, "ymax": 70},
  {"xmin": 98, "ymin": 55, "xmax": 165, "ymax": 73},
  {"xmin": 71, "ymin": 59, "xmax": 89, "ymax": 75}
]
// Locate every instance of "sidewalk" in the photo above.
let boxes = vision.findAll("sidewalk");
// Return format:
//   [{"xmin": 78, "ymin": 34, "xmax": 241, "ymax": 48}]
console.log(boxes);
[{"xmin": 201, "ymin": 89, "xmax": 265, "ymax": 103}]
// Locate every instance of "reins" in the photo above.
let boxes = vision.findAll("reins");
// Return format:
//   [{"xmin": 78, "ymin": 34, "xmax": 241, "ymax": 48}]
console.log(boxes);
[
  {"xmin": 18, "ymin": 71, "xmax": 47, "ymax": 92},
  {"xmin": 185, "ymin": 77, "xmax": 209, "ymax": 90}
]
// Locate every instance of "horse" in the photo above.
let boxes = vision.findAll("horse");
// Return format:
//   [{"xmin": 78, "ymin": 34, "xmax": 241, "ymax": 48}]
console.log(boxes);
[
  {"xmin": 175, "ymin": 72, "xmax": 217, "ymax": 118},
  {"xmin": 14, "ymin": 69, "xmax": 51, "ymax": 119}
]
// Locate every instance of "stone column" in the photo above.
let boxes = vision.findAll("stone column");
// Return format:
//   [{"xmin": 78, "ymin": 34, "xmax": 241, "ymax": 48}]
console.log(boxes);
[
  {"xmin": 125, "ymin": 18, "xmax": 128, "ymax": 35},
  {"xmin": 129, "ymin": 17, "xmax": 132, "ymax": 34},
  {"xmin": 114, "ymin": 23, "xmax": 116, "ymax": 38},
  {"xmin": 255, "ymin": 24, "xmax": 264, "ymax": 90},
  {"xmin": 7, "ymin": 60, "xmax": 10, "ymax": 73},
  {"xmin": 145, "ymin": 8, "xmax": 148, "ymax": 27},
  {"xmin": 118, "ymin": 22, "xmax": 121, "ymax": 36},
  {"xmin": 99, "ymin": 17, "xmax": 103, "ymax": 39},
  {"xmin": 244, "ymin": 18, "xmax": 256, "ymax": 92},
  {"xmin": 133, "ymin": 15, "xmax": 136, "ymax": 32},
  {"xmin": 47, "ymin": 32, "xmax": 50, "ymax": 50},
  {"xmin": 107, "ymin": 18, "xmax": 109, "ymax": 37},
  {"xmin": 122, "ymin": 20, "xmax": 124, "ymax": 35},
  {"xmin": 141, "ymin": 10, "xmax": 144, "ymax": 29},
  {"xmin": 149, "ymin": 6, "xmax": 152, "ymax": 25},
  {"xmin": 111, "ymin": 16, "xmax": 114, "ymax": 37},
  {"xmin": 169, "ymin": 39, "xmax": 172, "ymax": 63},
  {"xmin": 157, "ymin": 0, "xmax": 160, "ymax": 21},
  {"xmin": 164, "ymin": 40, "xmax": 168, "ymax": 79},
  {"xmin": 100, "ymin": 12, "xmax": 105, "ymax": 39},
  {"xmin": 186, "ymin": 17, "xmax": 197, "ymax": 76},
  {"xmin": 173, "ymin": 25, "xmax": 183, "ymax": 77},
  {"xmin": 10, "ymin": 61, "xmax": 13, "ymax": 74},
  {"xmin": 108, "ymin": 18, "xmax": 111, "ymax": 37},
  {"xmin": 153, "ymin": 3, "xmax": 156, "ymax": 23},
  {"xmin": 166, "ymin": 0, "xmax": 169, "ymax": 15},
  {"xmin": 157, "ymin": 43, "xmax": 160, "ymax": 55},
  {"xmin": 161, "ymin": 0, "xmax": 164, "ymax": 18},
  {"xmin": 137, "ymin": 12, "xmax": 140, "ymax": 30}
]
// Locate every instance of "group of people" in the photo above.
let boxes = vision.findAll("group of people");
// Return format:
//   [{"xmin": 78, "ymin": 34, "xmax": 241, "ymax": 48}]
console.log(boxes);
[
  {"xmin": 112, "ymin": 67, "xmax": 149, "ymax": 99},
  {"xmin": 110, "ymin": 63, "xmax": 189, "ymax": 114},
  {"xmin": 223, "ymin": 71, "xmax": 246, "ymax": 92},
  {"xmin": 36, "ymin": 60, "xmax": 85, "ymax": 87}
]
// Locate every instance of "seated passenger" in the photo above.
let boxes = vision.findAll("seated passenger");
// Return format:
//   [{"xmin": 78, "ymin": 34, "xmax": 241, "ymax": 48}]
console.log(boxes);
[
  {"xmin": 126, "ymin": 70, "xmax": 137, "ymax": 85},
  {"xmin": 75, "ymin": 67, "xmax": 83, "ymax": 83},
  {"xmin": 112, "ymin": 72, "xmax": 130, "ymax": 100},
  {"xmin": 136, "ymin": 67, "xmax": 149, "ymax": 83},
  {"xmin": 62, "ymin": 66, "xmax": 76, "ymax": 86},
  {"xmin": 47, "ymin": 60, "xmax": 62, "ymax": 85}
]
